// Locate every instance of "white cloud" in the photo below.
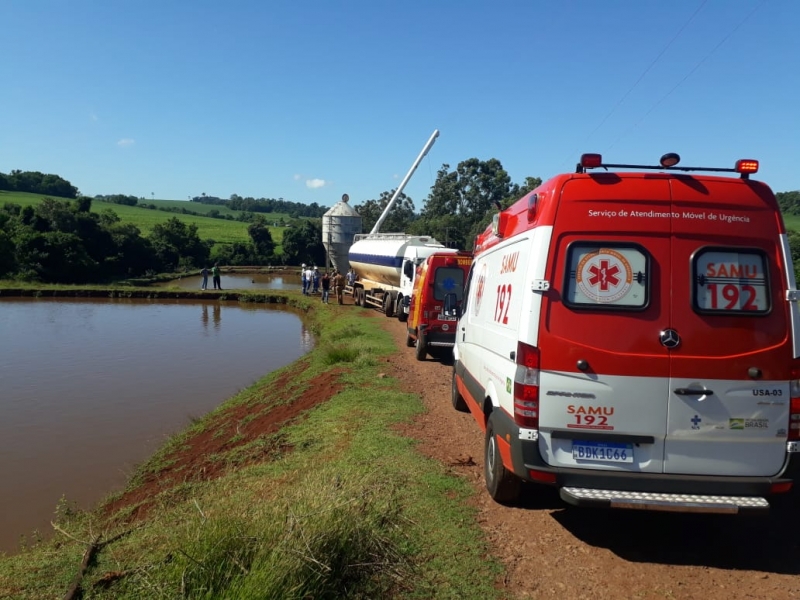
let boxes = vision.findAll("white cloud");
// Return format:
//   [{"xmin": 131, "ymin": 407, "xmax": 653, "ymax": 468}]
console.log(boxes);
[
  {"xmin": 89, "ymin": 113, "xmax": 98, "ymax": 122},
  {"xmin": 393, "ymin": 174, "xmax": 399, "ymax": 179},
  {"xmin": 293, "ymin": 174, "xmax": 302, "ymax": 181},
  {"xmin": 117, "ymin": 138, "xmax": 135, "ymax": 147},
  {"xmin": 306, "ymin": 178, "xmax": 326, "ymax": 189}
]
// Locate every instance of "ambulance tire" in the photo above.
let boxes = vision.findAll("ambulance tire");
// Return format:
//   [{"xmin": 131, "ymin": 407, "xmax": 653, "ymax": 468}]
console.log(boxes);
[
  {"xmin": 415, "ymin": 331, "xmax": 427, "ymax": 361},
  {"xmin": 384, "ymin": 293, "xmax": 395, "ymax": 318},
  {"xmin": 406, "ymin": 331, "xmax": 415, "ymax": 347},
  {"xmin": 484, "ymin": 412, "xmax": 521, "ymax": 505},
  {"xmin": 451, "ymin": 369, "xmax": 468, "ymax": 412}
]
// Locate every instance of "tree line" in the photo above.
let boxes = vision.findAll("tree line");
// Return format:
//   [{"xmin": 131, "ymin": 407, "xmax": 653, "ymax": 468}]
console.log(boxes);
[
  {"xmin": 2, "ymin": 161, "xmax": 799, "ymax": 284},
  {"xmin": 0, "ymin": 170, "xmax": 78, "ymax": 199},
  {"xmin": 0, "ymin": 196, "xmax": 329, "ymax": 283},
  {"xmin": 192, "ymin": 194, "xmax": 328, "ymax": 218}
]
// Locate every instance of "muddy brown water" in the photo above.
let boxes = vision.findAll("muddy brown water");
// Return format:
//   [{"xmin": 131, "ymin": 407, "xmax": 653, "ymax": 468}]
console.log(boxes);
[
  {"xmin": 0, "ymin": 298, "xmax": 311, "ymax": 553},
  {"xmin": 155, "ymin": 272, "xmax": 303, "ymax": 291}
]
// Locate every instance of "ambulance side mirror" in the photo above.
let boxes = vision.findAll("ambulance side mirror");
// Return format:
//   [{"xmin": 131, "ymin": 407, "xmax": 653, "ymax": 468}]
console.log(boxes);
[{"xmin": 444, "ymin": 293, "xmax": 460, "ymax": 318}]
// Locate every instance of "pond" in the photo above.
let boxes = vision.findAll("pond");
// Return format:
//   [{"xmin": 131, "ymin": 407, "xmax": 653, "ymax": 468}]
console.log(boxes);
[
  {"xmin": 0, "ymin": 298, "xmax": 311, "ymax": 553},
  {"xmin": 155, "ymin": 271, "xmax": 303, "ymax": 291}
]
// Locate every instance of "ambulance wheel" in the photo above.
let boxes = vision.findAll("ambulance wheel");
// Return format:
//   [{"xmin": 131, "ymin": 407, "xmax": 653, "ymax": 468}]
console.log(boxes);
[
  {"xmin": 451, "ymin": 368, "xmax": 468, "ymax": 412},
  {"xmin": 406, "ymin": 331, "xmax": 415, "ymax": 347},
  {"xmin": 484, "ymin": 412, "xmax": 521, "ymax": 504},
  {"xmin": 384, "ymin": 294, "xmax": 395, "ymax": 318},
  {"xmin": 415, "ymin": 332, "xmax": 427, "ymax": 361}
]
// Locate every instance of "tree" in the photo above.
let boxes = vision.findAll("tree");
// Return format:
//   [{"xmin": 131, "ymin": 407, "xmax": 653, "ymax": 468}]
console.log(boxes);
[
  {"xmin": 354, "ymin": 190, "xmax": 416, "ymax": 234},
  {"xmin": 282, "ymin": 219, "xmax": 325, "ymax": 266},
  {"xmin": 247, "ymin": 217, "xmax": 276, "ymax": 264},
  {"xmin": 149, "ymin": 217, "xmax": 210, "ymax": 271},
  {"xmin": 415, "ymin": 159, "xmax": 514, "ymax": 250}
]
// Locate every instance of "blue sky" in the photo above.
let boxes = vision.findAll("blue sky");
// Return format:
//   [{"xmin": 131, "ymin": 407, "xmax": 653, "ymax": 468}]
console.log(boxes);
[{"xmin": 1, "ymin": 0, "xmax": 797, "ymax": 209}]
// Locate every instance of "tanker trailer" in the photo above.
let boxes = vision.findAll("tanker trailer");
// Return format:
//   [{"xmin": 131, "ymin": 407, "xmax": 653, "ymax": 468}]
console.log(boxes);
[{"xmin": 347, "ymin": 233, "xmax": 457, "ymax": 320}]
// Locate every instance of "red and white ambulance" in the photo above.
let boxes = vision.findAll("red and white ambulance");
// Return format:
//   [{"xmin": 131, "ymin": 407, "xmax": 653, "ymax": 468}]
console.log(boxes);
[{"xmin": 452, "ymin": 153, "xmax": 800, "ymax": 513}]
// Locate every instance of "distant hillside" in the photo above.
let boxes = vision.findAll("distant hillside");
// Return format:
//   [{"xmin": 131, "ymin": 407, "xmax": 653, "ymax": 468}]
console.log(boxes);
[
  {"xmin": 0, "ymin": 191, "xmax": 270, "ymax": 247},
  {"xmin": 191, "ymin": 194, "xmax": 328, "ymax": 218}
]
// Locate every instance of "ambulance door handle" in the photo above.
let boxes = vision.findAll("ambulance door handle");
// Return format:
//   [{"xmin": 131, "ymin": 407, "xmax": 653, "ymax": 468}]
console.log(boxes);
[{"xmin": 674, "ymin": 388, "xmax": 714, "ymax": 396}]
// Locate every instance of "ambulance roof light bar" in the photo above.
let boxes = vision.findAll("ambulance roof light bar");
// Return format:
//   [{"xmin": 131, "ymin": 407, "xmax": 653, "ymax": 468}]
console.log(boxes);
[{"xmin": 576, "ymin": 153, "xmax": 759, "ymax": 179}]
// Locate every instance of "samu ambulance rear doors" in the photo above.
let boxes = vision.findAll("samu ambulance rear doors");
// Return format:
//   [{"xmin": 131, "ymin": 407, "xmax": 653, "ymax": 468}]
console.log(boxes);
[
  {"xmin": 663, "ymin": 177, "xmax": 790, "ymax": 477},
  {"xmin": 537, "ymin": 174, "xmax": 672, "ymax": 474},
  {"xmin": 538, "ymin": 173, "xmax": 791, "ymax": 478}
]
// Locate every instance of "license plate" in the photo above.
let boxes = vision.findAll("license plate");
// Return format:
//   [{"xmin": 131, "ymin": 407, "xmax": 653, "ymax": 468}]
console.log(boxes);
[
  {"xmin": 438, "ymin": 314, "xmax": 457, "ymax": 321},
  {"xmin": 572, "ymin": 441, "xmax": 633, "ymax": 463}
]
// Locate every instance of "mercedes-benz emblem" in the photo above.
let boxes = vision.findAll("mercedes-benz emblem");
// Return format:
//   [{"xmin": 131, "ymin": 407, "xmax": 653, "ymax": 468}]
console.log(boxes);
[{"xmin": 660, "ymin": 329, "xmax": 681, "ymax": 349}]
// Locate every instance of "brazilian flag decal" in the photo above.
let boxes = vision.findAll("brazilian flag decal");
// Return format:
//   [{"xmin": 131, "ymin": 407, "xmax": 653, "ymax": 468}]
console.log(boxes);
[{"xmin": 729, "ymin": 418, "xmax": 745, "ymax": 430}]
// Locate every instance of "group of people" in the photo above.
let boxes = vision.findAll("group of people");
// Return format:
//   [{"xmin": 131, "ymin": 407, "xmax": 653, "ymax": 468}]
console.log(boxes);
[
  {"xmin": 200, "ymin": 264, "xmax": 221, "ymax": 290},
  {"xmin": 300, "ymin": 264, "xmax": 356, "ymax": 304}
]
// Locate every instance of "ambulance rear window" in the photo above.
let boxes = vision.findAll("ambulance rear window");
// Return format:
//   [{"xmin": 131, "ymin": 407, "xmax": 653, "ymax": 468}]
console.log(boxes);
[
  {"xmin": 433, "ymin": 267, "xmax": 465, "ymax": 301},
  {"xmin": 564, "ymin": 243, "xmax": 649, "ymax": 310},
  {"xmin": 693, "ymin": 248, "xmax": 770, "ymax": 314}
]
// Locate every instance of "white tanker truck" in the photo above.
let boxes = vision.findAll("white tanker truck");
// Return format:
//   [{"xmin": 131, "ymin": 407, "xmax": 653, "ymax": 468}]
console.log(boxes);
[
  {"xmin": 343, "ymin": 129, "xmax": 459, "ymax": 320},
  {"xmin": 347, "ymin": 232, "xmax": 457, "ymax": 320}
]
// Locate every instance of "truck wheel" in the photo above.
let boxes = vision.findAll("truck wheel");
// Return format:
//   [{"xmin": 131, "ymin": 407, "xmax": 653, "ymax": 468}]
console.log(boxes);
[
  {"xmin": 398, "ymin": 309, "xmax": 408, "ymax": 322},
  {"xmin": 406, "ymin": 330, "xmax": 415, "ymax": 347},
  {"xmin": 484, "ymin": 412, "xmax": 521, "ymax": 504},
  {"xmin": 415, "ymin": 331, "xmax": 427, "ymax": 361},
  {"xmin": 397, "ymin": 296, "xmax": 408, "ymax": 322},
  {"xmin": 358, "ymin": 289, "xmax": 367, "ymax": 308},
  {"xmin": 384, "ymin": 293, "xmax": 395, "ymax": 318},
  {"xmin": 451, "ymin": 368, "xmax": 468, "ymax": 412}
]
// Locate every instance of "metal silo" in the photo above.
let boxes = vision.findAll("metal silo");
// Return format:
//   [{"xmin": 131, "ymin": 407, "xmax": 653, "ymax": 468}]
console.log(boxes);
[{"xmin": 322, "ymin": 194, "xmax": 362, "ymax": 273}]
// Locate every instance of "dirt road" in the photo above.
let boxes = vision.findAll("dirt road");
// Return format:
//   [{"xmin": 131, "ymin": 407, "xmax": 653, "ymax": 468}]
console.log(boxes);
[{"xmin": 376, "ymin": 312, "xmax": 800, "ymax": 600}]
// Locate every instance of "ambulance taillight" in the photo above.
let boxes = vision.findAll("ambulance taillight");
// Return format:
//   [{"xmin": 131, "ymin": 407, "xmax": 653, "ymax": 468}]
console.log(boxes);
[
  {"xmin": 789, "ymin": 373, "xmax": 800, "ymax": 442},
  {"xmin": 513, "ymin": 342, "xmax": 540, "ymax": 429},
  {"xmin": 735, "ymin": 159, "xmax": 759, "ymax": 174},
  {"xmin": 580, "ymin": 153, "xmax": 602, "ymax": 169}
]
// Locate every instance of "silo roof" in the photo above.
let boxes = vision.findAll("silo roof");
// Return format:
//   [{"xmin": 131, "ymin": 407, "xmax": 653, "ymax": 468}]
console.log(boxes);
[{"xmin": 324, "ymin": 200, "xmax": 361, "ymax": 218}]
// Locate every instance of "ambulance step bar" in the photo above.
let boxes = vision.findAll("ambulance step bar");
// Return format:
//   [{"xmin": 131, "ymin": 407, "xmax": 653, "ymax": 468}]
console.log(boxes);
[{"xmin": 560, "ymin": 487, "xmax": 770, "ymax": 514}]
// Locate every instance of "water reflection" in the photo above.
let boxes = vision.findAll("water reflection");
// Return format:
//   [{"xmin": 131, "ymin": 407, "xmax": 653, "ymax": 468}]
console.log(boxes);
[{"xmin": 0, "ymin": 298, "xmax": 311, "ymax": 553}]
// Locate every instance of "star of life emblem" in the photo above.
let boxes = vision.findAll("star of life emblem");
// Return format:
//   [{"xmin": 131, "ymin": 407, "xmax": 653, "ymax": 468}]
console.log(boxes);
[{"xmin": 576, "ymin": 249, "xmax": 633, "ymax": 303}]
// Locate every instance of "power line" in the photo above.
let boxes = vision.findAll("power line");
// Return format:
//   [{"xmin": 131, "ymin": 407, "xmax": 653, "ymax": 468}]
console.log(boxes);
[
  {"xmin": 559, "ymin": 0, "xmax": 709, "ymax": 170},
  {"xmin": 606, "ymin": 0, "xmax": 767, "ymax": 150}
]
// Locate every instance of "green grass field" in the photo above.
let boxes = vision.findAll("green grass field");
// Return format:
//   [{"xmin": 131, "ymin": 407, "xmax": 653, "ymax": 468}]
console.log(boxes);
[
  {"xmin": 0, "ymin": 190, "xmax": 289, "ymax": 247},
  {"xmin": 782, "ymin": 214, "xmax": 800, "ymax": 232}
]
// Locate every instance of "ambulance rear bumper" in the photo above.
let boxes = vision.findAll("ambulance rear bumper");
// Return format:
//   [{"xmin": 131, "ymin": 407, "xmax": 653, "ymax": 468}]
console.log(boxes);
[
  {"xmin": 421, "ymin": 329, "xmax": 456, "ymax": 348},
  {"xmin": 559, "ymin": 487, "xmax": 770, "ymax": 514},
  {"xmin": 515, "ymin": 441, "xmax": 800, "ymax": 509}
]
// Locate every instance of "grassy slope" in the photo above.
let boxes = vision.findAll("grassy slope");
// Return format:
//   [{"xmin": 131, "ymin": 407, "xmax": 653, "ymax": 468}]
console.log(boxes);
[
  {"xmin": 0, "ymin": 191, "xmax": 289, "ymax": 247},
  {"xmin": 0, "ymin": 291, "xmax": 502, "ymax": 599}
]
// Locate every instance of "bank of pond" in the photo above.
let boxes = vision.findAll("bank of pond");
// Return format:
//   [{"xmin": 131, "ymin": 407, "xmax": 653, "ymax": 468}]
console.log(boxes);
[{"xmin": 0, "ymin": 284, "xmax": 499, "ymax": 599}]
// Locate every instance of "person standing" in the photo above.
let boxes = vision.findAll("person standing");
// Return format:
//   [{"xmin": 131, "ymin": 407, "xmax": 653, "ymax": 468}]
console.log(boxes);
[
  {"xmin": 212, "ymin": 263, "xmax": 222, "ymax": 290},
  {"xmin": 200, "ymin": 267, "xmax": 209, "ymax": 291},
  {"xmin": 321, "ymin": 271, "xmax": 331, "ymax": 304},
  {"xmin": 333, "ymin": 270, "xmax": 346, "ymax": 305},
  {"xmin": 312, "ymin": 267, "xmax": 320, "ymax": 294},
  {"xmin": 304, "ymin": 265, "xmax": 314, "ymax": 295},
  {"xmin": 300, "ymin": 264, "xmax": 308, "ymax": 295}
]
